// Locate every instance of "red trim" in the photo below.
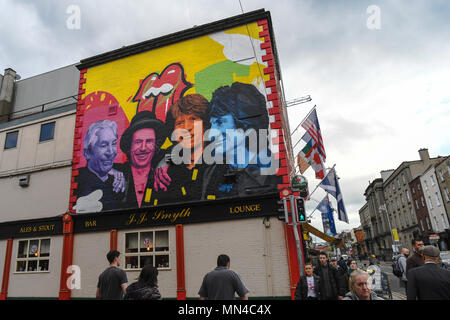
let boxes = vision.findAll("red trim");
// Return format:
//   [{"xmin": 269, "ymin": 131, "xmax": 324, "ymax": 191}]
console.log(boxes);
[
  {"xmin": 283, "ymin": 224, "xmax": 299, "ymax": 300},
  {"xmin": 59, "ymin": 214, "xmax": 74, "ymax": 300},
  {"xmin": 0, "ymin": 239, "xmax": 13, "ymax": 300},
  {"xmin": 110, "ymin": 230, "xmax": 118, "ymax": 251},
  {"xmin": 69, "ymin": 69, "xmax": 87, "ymax": 214},
  {"xmin": 175, "ymin": 224, "xmax": 186, "ymax": 300}
]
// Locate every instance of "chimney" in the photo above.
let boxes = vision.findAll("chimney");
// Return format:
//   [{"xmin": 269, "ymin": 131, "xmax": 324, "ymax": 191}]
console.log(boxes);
[
  {"xmin": 418, "ymin": 148, "xmax": 430, "ymax": 163},
  {"xmin": 0, "ymin": 68, "xmax": 17, "ymax": 123}
]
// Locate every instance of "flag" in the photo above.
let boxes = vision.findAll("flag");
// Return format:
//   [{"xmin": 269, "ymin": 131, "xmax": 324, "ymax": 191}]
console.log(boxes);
[
  {"xmin": 301, "ymin": 107, "xmax": 326, "ymax": 162},
  {"xmin": 316, "ymin": 195, "xmax": 337, "ymax": 236},
  {"xmin": 318, "ymin": 168, "xmax": 349, "ymax": 223},
  {"xmin": 298, "ymin": 131, "xmax": 325, "ymax": 179},
  {"xmin": 297, "ymin": 153, "xmax": 310, "ymax": 174}
]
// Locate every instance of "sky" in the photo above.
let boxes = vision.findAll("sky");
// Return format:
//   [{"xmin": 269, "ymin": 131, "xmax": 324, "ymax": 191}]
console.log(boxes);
[{"xmin": 1, "ymin": 0, "xmax": 449, "ymax": 235}]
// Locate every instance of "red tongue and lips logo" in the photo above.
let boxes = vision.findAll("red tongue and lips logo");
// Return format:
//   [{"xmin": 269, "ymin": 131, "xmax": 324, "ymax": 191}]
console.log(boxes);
[{"xmin": 132, "ymin": 63, "xmax": 192, "ymax": 123}]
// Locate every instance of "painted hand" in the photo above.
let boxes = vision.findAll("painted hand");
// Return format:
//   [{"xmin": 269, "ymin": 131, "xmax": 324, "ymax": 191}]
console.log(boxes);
[
  {"xmin": 154, "ymin": 165, "xmax": 171, "ymax": 192},
  {"xmin": 73, "ymin": 190, "xmax": 103, "ymax": 213},
  {"xmin": 109, "ymin": 168, "xmax": 125, "ymax": 193}
]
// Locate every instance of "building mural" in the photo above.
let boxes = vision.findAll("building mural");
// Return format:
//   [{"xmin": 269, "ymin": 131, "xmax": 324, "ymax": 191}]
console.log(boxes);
[{"xmin": 71, "ymin": 23, "xmax": 282, "ymax": 213}]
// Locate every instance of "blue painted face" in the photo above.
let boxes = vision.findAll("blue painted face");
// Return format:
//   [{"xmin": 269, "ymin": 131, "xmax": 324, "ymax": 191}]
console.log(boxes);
[
  {"xmin": 209, "ymin": 114, "xmax": 247, "ymax": 160},
  {"xmin": 86, "ymin": 127, "xmax": 117, "ymax": 178}
]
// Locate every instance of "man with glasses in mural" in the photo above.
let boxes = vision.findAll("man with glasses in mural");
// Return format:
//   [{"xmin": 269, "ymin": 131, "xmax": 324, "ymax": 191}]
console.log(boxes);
[
  {"xmin": 74, "ymin": 119, "xmax": 125, "ymax": 213},
  {"xmin": 201, "ymin": 82, "xmax": 280, "ymax": 200}
]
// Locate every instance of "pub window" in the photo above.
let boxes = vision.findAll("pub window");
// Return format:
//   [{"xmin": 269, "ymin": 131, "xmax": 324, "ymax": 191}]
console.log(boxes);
[
  {"xmin": 16, "ymin": 238, "xmax": 50, "ymax": 273},
  {"xmin": 4, "ymin": 130, "xmax": 19, "ymax": 150},
  {"xmin": 124, "ymin": 230, "xmax": 169, "ymax": 270},
  {"xmin": 39, "ymin": 121, "xmax": 55, "ymax": 142}
]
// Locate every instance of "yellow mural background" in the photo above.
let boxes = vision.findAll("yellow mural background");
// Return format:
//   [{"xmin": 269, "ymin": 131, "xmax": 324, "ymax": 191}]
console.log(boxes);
[{"xmin": 82, "ymin": 22, "xmax": 269, "ymax": 122}]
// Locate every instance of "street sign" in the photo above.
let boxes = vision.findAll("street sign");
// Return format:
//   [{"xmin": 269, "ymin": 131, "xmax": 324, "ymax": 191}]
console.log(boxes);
[
  {"xmin": 392, "ymin": 229, "xmax": 399, "ymax": 241},
  {"xmin": 429, "ymin": 234, "xmax": 440, "ymax": 240}
]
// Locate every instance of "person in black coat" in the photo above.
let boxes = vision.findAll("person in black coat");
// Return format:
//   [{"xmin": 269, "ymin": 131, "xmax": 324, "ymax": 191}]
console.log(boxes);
[
  {"xmin": 314, "ymin": 252, "xmax": 346, "ymax": 300},
  {"xmin": 295, "ymin": 261, "xmax": 321, "ymax": 300},
  {"xmin": 124, "ymin": 265, "xmax": 162, "ymax": 300},
  {"xmin": 407, "ymin": 245, "xmax": 450, "ymax": 300}
]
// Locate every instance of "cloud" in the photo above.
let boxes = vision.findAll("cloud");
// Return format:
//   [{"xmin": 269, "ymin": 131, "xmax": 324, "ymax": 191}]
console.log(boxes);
[{"xmin": 1, "ymin": 0, "xmax": 449, "ymax": 234}]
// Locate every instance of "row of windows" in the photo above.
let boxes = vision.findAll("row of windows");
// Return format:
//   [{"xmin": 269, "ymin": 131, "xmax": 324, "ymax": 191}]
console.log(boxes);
[
  {"xmin": 4, "ymin": 122, "xmax": 55, "ymax": 150},
  {"xmin": 14, "ymin": 230, "xmax": 170, "ymax": 274}
]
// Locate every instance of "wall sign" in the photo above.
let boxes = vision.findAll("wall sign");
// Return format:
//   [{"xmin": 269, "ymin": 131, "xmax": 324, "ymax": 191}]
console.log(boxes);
[{"xmin": 73, "ymin": 193, "xmax": 279, "ymax": 234}]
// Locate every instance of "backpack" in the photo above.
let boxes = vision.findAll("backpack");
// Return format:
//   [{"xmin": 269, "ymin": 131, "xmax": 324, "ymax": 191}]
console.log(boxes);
[{"xmin": 392, "ymin": 256, "xmax": 403, "ymax": 277}]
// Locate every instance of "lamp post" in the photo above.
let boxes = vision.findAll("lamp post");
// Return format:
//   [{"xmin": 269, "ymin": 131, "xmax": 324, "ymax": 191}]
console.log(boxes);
[{"xmin": 379, "ymin": 204, "xmax": 397, "ymax": 255}]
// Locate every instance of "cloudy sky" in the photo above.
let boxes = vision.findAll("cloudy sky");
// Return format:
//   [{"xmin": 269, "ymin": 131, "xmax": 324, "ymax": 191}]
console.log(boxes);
[{"xmin": 1, "ymin": 0, "xmax": 449, "ymax": 234}]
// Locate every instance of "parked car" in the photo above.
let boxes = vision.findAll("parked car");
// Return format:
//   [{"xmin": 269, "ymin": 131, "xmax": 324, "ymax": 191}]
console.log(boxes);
[{"xmin": 440, "ymin": 251, "xmax": 450, "ymax": 269}]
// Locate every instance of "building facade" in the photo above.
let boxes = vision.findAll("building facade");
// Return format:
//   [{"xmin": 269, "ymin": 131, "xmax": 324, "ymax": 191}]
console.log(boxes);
[
  {"xmin": 420, "ymin": 165, "xmax": 449, "ymax": 250},
  {"xmin": 359, "ymin": 149, "xmax": 446, "ymax": 257},
  {"xmin": 0, "ymin": 10, "xmax": 305, "ymax": 300},
  {"xmin": 409, "ymin": 176, "xmax": 433, "ymax": 238}
]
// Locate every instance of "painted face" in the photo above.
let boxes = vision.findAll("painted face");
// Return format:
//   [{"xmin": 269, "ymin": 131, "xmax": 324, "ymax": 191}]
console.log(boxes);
[
  {"xmin": 86, "ymin": 127, "xmax": 117, "ymax": 178},
  {"xmin": 130, "ymin": 128, "xmax": 156, "ymax": 169},
  {"xmin": 174, "ymin": 113, "xmax": 203, "ymax": 149},
  {"xmin": 209, "ymin": 114, "xmax": 246, "ymax": 158},
  {"xmin": 354, "ymin": 275, "xmax": 371, "ymax": 300}
]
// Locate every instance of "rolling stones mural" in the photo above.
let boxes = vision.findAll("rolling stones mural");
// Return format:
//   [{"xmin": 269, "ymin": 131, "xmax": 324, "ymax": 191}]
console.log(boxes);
[{"xmin": 73, "ymin": 23, "xmax": 282, "ymax": 214}]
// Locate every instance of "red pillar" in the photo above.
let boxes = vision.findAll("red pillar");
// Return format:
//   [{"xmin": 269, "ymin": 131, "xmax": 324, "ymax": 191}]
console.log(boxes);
[
  {"xmin": 110, "ymin": 230, "xmax": 118, "ymax": 251},
  {"xmin": 0, "ymin": 238, "xmax": 13, "ymax": 300},
  {"xmin": 175, "ymin": 224, "xmax": 186, "ymax": 300},
  {"xmin": 58, "ymin": 213, "xmax": 74, "ymax": 300},
  {"xmin": 283, "ymin": 224, "xmax": 300, "ymax": 300}
]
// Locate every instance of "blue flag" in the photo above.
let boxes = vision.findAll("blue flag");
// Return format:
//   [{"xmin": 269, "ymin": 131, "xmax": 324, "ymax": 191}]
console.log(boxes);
[
  {"xmin": 317, "ymin": 196, "xmax": 337, "ymax": 236},
  {"xmin": 318, "ymin": 168, "xmax": 349, "ymax": 223}
]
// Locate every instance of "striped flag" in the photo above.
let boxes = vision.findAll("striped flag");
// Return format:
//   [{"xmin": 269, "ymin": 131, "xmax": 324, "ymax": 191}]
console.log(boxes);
[
  {"xmin": 318, "ymin": 168, "xmax": 348, "ymax": 223},
  {"xmin": 301, "ymin": 107, "xmax": 326, "ymax": 162},
  {"xmin": 298, "ymin": 131, "xmax": 325, "ymax": 179},
  {"xmin": 297, "ymin": 153, "xmax": 310, "ymax": 174}
]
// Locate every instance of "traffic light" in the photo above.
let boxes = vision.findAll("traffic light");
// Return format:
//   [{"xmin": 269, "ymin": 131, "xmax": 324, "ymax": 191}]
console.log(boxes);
[
  {"xmin": 277, "ymin": 199, "xmax": 286, "ymax": 221},
  {"xmin": 296, "ymin": 198, "xmax": 306, "ymax": 223}
]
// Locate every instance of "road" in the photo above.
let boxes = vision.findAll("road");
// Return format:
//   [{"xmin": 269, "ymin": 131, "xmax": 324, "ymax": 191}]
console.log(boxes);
[{"xmin": 359, "ymin": 260, "xmax": 406, "ymax": 300}]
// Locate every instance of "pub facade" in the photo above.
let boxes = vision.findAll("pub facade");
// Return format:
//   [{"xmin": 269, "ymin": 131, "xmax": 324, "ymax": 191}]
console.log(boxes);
[{"xmin": 0, "ymin": 9, "xmax": 304, "ymax": 300}]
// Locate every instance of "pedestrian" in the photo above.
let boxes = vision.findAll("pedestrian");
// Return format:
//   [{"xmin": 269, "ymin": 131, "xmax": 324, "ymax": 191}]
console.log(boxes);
[
  {"xmin": 295, "ymin": 261, "xmax": 321, "ymax": 300},
  {"xmin": 397, "ymin": 248, "xmax": 409, "ymax": 294},
  {"xmin": 124, "ymin": 265, "xmax": 162, "ymax": 300},
  {"xmin": 343, "ymin": 270, "xmax": 384, "ymax": 300},
  {"xmin": 96, "ymin": 250, "xmax": 128, "ymax": 300},
  {"xmin": 406, "ymin": 238, "xmax": 424, "ymax": 276},
  {"xmin": 407, "ymin": 245, "xmax": 450, "ymax": 300},
  {"xmin": 369, "ymin": 254, "xmax": 379, "ymax": 266},
  {"xmin": 347, "ymin": 259, "xmax": 363, "ymax": 291},
  {"xmin": 331, "ymin": 257, "xmax": 348, "ymax": 294},
  {"xmin": 198, "ymin": 254, "xmax": 249, "ymax": 300},
  {"xmin": 314, "ymin": 252, "xmax": 345, "ymax": 300}
]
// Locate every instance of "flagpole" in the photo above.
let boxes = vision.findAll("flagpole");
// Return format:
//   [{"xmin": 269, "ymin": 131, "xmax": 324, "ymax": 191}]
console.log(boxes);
[{"xmin": 290, "ymin": 105, "xmax": 316, "ymax": 137}]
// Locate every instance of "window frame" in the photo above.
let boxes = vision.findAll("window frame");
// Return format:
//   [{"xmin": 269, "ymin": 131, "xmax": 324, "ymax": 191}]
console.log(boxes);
[
  {"xmin": 4, "ymin": 130, "xmax": 19, "ymax": 150},
  {"xmin": 15, "ymin": 238, "xmax": 51, "ymax": 274},
  {"xmin": 39, "ymin": 121, "xmax": 56, "ymax": 143},
  {"xmin": 123, "ymin": 229, "xmax": 170, "ymax": 271}
]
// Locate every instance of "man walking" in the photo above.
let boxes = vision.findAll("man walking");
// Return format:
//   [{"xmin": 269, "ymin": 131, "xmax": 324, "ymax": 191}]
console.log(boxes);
[
  {"xmin": 330, "ymin": 257, "xmax": 348, "ymax": 294},
  {"xmin": 295, "ymin": 261, "xmax": 321, "ymax": 300},
  {"xmin": 406, "ymin": 238, "xmax": 424, "ymax": 275},
  {"xmin": 398, "ymin": 248, "xmax": 409, "ymax": 294},
  {"xmin": 343, "ymin": 270, "xmax": 384, "ymax": 300},
  {"xmin": 407, "ymin": 245, "xmax": 450, "ymax": 300},
  {"xmin": 96, "ymin": 250, "xmax": 128, "ymax": 300},
  {"xmin": 198, "ymin": 254, "xmax": 249, "ymax": 300},
  {"xmin": 314, "ymin": 252, "xmax": 345, "ymax": 300}
]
